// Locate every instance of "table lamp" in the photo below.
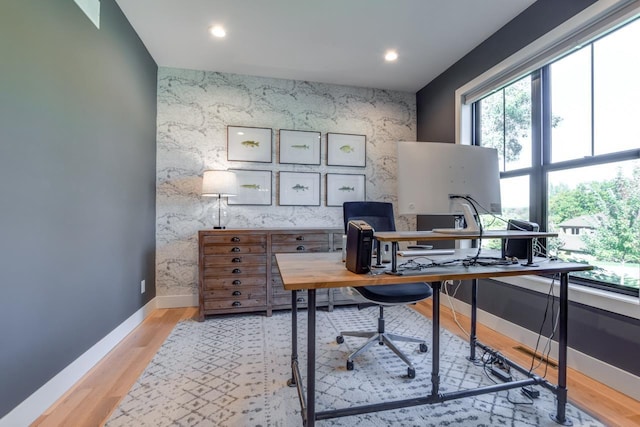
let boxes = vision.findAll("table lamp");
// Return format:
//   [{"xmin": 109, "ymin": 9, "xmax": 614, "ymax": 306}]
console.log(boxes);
[{"xmin": 202, "ymin": 170, "xmax": 237, "ymax": 229}]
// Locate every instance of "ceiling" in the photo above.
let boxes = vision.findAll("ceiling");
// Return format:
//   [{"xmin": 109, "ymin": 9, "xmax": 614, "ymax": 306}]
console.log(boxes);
[{"xmin": 115, "ymin": 0, "xmax": 536, "ymax": 93}]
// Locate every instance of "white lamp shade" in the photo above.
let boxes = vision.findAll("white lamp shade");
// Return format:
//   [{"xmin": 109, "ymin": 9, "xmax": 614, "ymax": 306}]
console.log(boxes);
[{"xmin": 202, "ymin": 170, "xmax": 237, "ymax": 197}]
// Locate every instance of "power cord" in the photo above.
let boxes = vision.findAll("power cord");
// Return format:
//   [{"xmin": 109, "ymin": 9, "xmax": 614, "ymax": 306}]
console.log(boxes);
[
  {"xmin": 443, "ymin": 280, "xmax": 469, "ymax": 338},
  {"xmin": 528, "ymin": 274, "xmax": 559, "ymax": 379}
]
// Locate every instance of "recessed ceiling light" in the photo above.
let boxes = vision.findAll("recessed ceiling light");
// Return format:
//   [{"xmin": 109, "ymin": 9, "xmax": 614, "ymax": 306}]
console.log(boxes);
[
  {"xmin": 209, "ymin": 25, "xmax": 226, "ymax": 38},
  {"xmin": 385, "ymin": 50, "xmax": 398, "ymax": 62}
]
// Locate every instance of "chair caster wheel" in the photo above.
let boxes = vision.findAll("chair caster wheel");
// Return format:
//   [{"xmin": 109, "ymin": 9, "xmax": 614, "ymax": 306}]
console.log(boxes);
[
  {"xmin": 347, "ymin": 360, "xmax": 354, "ymax": 371},
  {"xmin": 419, "ymin": 343, "xmax": 428, "ymax": 353},
  {"xmin": 378, "ymin": 341, "xmax": 384, "ymax": 345},
  {"xmin": 336, "ymin": 335, "xmax": 344, "ymax": 344},
  {"xmin": 407, "ymin": 368, "xmax": 416, "ymax": 379}
]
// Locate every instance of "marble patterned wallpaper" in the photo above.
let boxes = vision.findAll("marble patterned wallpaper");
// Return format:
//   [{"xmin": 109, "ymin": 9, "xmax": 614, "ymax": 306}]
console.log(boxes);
[{"xmin": 156, "ymin": 67, "xmax": 416, "ymax": 298}]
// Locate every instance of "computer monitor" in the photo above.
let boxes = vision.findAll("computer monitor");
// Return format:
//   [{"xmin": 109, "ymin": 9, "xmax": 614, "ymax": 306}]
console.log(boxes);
[{"xmin": 397, "ymin": 141, "xmax": 502, "ymax": 233}]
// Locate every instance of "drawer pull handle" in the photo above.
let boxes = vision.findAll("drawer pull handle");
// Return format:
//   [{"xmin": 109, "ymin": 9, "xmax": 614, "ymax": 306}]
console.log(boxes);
[
  {"xmin": 232, "ymin": 268, "xmax": 241, "ymax": 274},
  {"xmin": 296, "ymin": 236, "xmax": 305, "ymax": 241},
  {"xmin": 232, "ymin": 257, "xmax": 242, "ymax": 263},
  {"xmin": 232, "ymin": 291, "xmax": 241, "ymax": 296},
  {"xmin": 296, "ymin": 245, "xmax": 305, "ymax": 251},
  {"xmin": 232, "ymin": 301, "xmax": 241, "ymax": 307},
  {"xmin": 232, "ymin": 280, "xmax": 241, "ymax": 285},
  {"xmin": 297, "ymin": 297, "xmax": 305, "ymax": 303},
  {"xmin": 231, "ymin": 247, "xmax": 241, "ymax": 252},
  {"xmin": 231, "ymin": 237, "xmax": 240, "ymax": 242}
]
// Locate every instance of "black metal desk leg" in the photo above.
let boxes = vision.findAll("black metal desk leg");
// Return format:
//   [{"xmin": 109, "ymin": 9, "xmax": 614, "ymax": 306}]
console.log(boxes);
[
  {"xmin": 306, "ymin": 289, "xmax": 317, "ymax": 427},
  {"xmin": 288, "ymin": 290, "xmax": 298, "ymax": 387},
  {"xmin": 431, "ymin": 281, "xmax": 441, "ymax": 397},
  {"xmin": 550, "ymin": 273, "xmax": 572, "ymax": 426},
  {"xmin": 469, "ymin": 279, "xmax": 478, "ymax": 361}
]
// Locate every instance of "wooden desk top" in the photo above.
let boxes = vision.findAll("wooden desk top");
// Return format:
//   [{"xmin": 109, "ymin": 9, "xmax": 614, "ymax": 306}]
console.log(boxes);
[
  {"xmin": 373, "ymin": 230, "xmax": 557, "ymax": 242},
  {"xmin": 274, "ymin": 252, "xmax": 592, "ymax": 290}
]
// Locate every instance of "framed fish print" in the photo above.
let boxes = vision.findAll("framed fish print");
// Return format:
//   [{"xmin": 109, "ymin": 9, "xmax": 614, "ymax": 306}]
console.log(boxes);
[
  {"xmin": 278, "ymin": 172, "xmax": 320, "ymax": 206},
  {"xmin": 227, "ymin": 126, "xmax": 272, "ymax": 163},
  {"xmin": 279, "ymin": 129, "xmax": 321, "ymax": 165},
  {"xmin": 228, "ymin": 169, "xmax": 272, "ymax": 205},
  {"xmin": 326, "ymin": 173, "xmax": 366, "ymax": 206},
  {"xmin": 327, "ymin": 132, "xmax": 366, "ymax": 167}
]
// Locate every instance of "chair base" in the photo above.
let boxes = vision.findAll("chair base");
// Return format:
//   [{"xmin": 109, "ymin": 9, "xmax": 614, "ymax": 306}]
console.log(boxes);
[{"xmin": 337, "ymin": 330, "xmax": 428, "ymax": 372}]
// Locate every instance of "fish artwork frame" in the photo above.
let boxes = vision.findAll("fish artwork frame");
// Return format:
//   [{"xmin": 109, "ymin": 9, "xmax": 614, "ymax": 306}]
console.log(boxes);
[
  {"xmin": 278, "ymin": 171, "xmax": 321, "ymax": 206},
  {"xmin": 227, "ymin": 126, "xmax": 273, "ymax": 163},
  {"xmin": 279, "ymin": 129, "xmax": 321, "ymax": 165},
  {"xmin": 327, "ymin": 132, "xmax": 366, "ymax": 167},
  {"xmin": 228, "ymin": 169, "xmax": 272, "ymax": 205},
  {"xmin": 326, "ymin": 173, "xmax": 366, "ymax": 206}
]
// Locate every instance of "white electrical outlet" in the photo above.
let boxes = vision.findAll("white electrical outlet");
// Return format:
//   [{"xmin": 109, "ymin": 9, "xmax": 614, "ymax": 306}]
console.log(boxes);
[{"xmin": 141, "ymin": 279, "xmax": 146, "ymax": 294}]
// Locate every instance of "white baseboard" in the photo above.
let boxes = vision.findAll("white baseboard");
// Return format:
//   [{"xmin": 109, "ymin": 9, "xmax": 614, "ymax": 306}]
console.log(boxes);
[
  {"xmin": 440, "ymin": 296, "xmax": 640, "ymax": 401},
  {"xmin": 0, "ymin": 299, "xmax": 157, "ymax": 427}
]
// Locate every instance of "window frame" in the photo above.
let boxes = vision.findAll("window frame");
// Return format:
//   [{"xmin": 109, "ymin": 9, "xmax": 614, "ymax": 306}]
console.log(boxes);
[{"xmin": 457, "ymin": 0, "xmax": 640, "ymax": 299}]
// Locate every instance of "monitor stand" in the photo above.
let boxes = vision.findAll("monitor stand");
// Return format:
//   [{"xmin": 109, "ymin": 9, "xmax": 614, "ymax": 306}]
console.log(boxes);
[{"xmin": 431, "ymin": 203, "xmax": 480, "ymax": 234}]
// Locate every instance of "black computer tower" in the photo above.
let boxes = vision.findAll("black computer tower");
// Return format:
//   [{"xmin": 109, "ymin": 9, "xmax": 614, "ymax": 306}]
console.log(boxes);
[
  {"xmin": 345, "ymin": 220, "xmax": 374, "ymax": 274},
  {"xmin": 505, "ymin": 219, "xmax": 539, "ymax": 259}
]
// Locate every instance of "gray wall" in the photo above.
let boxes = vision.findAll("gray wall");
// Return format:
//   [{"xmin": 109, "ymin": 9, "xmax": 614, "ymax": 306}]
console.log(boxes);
[
  {"xmin": 415, "ymin": 0, "xmax": 640, "ymax": 378},
  {"xmin": 0, "ymin": 0, "xmax": 157, "ymax": 418}
]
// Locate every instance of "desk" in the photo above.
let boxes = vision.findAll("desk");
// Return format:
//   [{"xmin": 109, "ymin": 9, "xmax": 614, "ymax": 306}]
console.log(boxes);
[
  {"xmin": 374, "ymin": 229, "xmax": 558, "ymax": 272},
  {"xmin": 275, "ymin": 250, "xmax": 592, "ymax": 426}
]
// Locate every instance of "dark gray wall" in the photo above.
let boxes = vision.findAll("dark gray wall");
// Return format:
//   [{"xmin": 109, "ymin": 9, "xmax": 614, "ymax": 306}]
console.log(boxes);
[
  {"xmin": 415, "ymin": 0, "xmax": 640, "ymax": 378},
  {"xmin": 417, "ymin": 0, "xmax": 598, "ymax": 142},
  {"xmin": 0, "ymin": 0, "xmax": 157, "ymax": 418}
]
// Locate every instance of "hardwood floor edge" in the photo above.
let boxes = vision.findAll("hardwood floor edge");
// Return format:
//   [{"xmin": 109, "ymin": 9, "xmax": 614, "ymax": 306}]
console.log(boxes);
[
  {"xmin": 30, "ymin": 303, "xmax": 638, "ymax": 427},
  {"xmin": 27, "ymin": 301, "xmax": 159, "ymax": 427}
]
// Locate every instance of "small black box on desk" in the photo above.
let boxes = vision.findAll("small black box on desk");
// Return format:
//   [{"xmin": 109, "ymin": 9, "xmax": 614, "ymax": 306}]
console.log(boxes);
[{"xmin": 346, "ymin": 220, "xmax": 374, "ymax": 274}]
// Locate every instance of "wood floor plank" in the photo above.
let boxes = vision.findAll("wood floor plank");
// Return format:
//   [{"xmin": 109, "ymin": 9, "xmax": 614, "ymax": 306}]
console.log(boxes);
[{"xmin": 32, "ymin": 304, "xmax": 638, "ymax": 426}]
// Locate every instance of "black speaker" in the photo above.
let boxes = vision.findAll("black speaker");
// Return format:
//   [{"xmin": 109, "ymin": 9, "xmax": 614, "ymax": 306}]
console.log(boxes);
[
  {"xmin": 346, "ymin": 220, "xmax": 374, "ymax": 274},
  {"xmin": 505, "ymin": 219, "xmax": 539, "ymax": 259}
]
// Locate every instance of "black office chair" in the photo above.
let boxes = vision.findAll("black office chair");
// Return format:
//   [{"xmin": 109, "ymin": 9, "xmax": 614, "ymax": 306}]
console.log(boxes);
[{"xmin": 337, "ymin": 201, "xmax": 432, "ymax": 378}]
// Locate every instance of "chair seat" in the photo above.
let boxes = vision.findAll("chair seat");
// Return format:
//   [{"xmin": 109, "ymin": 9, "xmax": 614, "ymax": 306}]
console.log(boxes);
[{"xmin": 355, "ymin": 283, "xmax": 432, "ymax": 304}]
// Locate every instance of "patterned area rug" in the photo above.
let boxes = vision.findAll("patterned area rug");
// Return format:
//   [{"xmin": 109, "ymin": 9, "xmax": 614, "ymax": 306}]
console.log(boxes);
[{"xmin": 106, "ymin": 306, "xmax": 602, "ymax": 426}]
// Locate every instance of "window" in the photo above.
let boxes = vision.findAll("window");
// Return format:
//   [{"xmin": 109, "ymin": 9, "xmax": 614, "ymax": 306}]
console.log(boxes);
[{"xmin": 474, "ymin": 18, "xmax": 640, "ymax": 295}]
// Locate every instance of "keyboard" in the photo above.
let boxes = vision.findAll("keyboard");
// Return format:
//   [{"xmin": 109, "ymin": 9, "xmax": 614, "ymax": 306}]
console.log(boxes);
[{"xmin": 397, "ymin": 249, "xmax": 455, "ymax": 256}]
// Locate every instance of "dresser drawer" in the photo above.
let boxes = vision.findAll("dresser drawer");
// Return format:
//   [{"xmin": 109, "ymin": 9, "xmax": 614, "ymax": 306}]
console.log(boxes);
[
  {"xmin": 203, "ymin": 264, "xmax": 267, "ymax": 277},
  {"xmin": 203, "ymin": 244, "xmax": 266, "ymax": 255},
  {"xmin": 333, "ymin": 232, "xmax": 345, "ymax": 251},
  {"xmin": 203, "ymin": 286, "xmax": 266, "ymax": 300},
  {"xmin": 204, "ymin": 298, "xmax": 265, "ymax": 311},
  {"xmin": 203, "ymin": 254, "xmax": 266, "ymax": 267},
  {"xmin": 203, "ymin": 276, "xmax": 265, "ymax": 290},
  {"xmin": 271, "ymin": 233, "xmax": 330, "ymax": 244},
  {"xmin": 271, "ymin": 242, "xmax": 330, "ymax": 253},
  {"xmin": 198, "ymin": 228, "xmax": 342, "ymax": 319},
  {"xmin": 271, "ymin": 291, "xmax": 329, "ymax": 307},
  {"xmin": 201, "ymin": 234, "xmax": 267, "ymax": 245}
]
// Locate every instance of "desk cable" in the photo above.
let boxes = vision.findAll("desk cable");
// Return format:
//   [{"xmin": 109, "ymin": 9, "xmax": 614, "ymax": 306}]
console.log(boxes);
[{"xmin": 528, "ymin": 273, "xmax": 560, "ymax": 379}]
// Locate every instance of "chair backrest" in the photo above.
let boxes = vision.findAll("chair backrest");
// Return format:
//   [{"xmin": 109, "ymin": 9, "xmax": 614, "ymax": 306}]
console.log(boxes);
[{"xmin": 343, "ymin": 201, "xmax": 396, "ymax": 233}]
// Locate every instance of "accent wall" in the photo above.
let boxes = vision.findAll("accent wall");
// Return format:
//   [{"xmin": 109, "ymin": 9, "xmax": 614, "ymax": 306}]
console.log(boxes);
[{"xmin": 156, "ymin": 68, "xmax": 416, "ymax": 298}]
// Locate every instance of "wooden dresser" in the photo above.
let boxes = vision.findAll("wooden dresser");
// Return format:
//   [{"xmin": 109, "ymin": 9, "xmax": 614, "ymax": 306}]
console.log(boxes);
[{"xmin": 198, "ymin": 228, "xmax": 354, "ymax": 320}]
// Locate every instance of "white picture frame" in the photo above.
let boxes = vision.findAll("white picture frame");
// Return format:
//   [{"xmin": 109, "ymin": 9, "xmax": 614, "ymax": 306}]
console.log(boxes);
[
  {"xmin": 279, "ymin": 129, "xmax": 321, "ymax": 165},
  {"xmin": 228, "ymin": 169, "xmax": 272, "ymax": 205},
  {"xmin": 326, "ymin": 173, "xmax": 366, "ymax": 206},
  {"xmin": 227, "ymin": 126, "xmax": 272, "ymax": 163},
  {"xmin": 278, "ymin": 172, "xmax": 320, "ymax": 206},
  {"xmin": 327, "ymin": 132, "xmax": 366, "ymax": 167}
]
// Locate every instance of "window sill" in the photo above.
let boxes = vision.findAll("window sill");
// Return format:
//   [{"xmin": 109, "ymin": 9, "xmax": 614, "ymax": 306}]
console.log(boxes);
[{"xmin": 495, "ymin": 275, "xmax": 640, "ymax": 320}]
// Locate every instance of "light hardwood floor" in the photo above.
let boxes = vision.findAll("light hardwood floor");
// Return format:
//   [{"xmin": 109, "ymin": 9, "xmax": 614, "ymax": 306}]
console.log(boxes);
[{"xmin": 32, "ymin": 303, "xmax": 639, "ymax": 427}]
